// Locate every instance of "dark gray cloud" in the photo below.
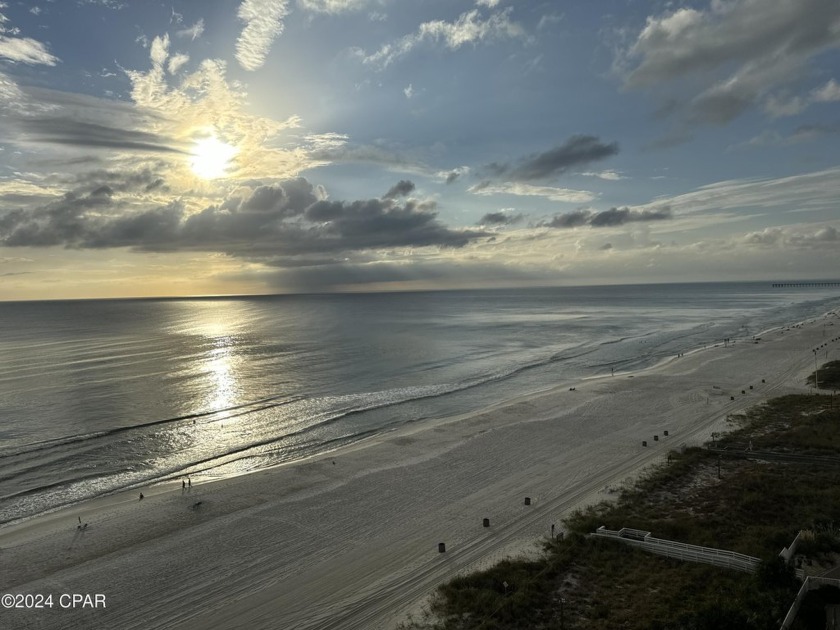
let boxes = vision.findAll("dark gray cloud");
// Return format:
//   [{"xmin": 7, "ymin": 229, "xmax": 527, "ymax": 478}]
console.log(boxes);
[
  {"xmin": 17, "ymin": 117, "xmax": 183, "ymax": 154},
  {"xmin": 59, "ymin": 167, "xmax": 171, "ymax": 194},
  {"xmin": 478, "ymin": 211, "xmax": 524, "ymax": 226},
  {"xmin": 235, "ymin": 179, "xmax": 318, "ymax": 217},
  {"xmin": 0, "ymin": 82, "xmax": 177, "ymax": 161},
  {"xmin": 85, "ymin": 202, "xmax": 184, "ymax": 249},
  {"xmin": 544, "ymin": 210, "xmax": 591, "ymax": 228},
  {"xmin": 0, "ymin": 177, "xmax": 487, "ymax": 256},
  {"xmin": 541, "ymin": 206, "xmax": 672, "ymax": 229},
  {"xmin": 303, "ymin": 197, "xmax": 475, "ymax": 250},
  {"xmin": 0, "ymin": 183, "xmax": 132, "ymax": 247},
  {"xmin": 485, "ymin": 135, "xmax": 619, "ymax": 182},
  {"xmin": 383, "ymin": 180, "xmax": 415, "ymax": 199},
  {"xmin": 589, "ymin": 207, "xmax": 668, "ymax": 227}
]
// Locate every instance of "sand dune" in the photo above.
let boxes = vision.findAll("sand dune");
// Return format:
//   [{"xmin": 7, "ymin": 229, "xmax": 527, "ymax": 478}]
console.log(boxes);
[{"xmin": 1, "ymin": 312, "xmax": 836, "ymax": 629}]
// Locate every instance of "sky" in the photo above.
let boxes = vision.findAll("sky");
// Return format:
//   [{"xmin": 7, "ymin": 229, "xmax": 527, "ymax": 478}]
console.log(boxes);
[{"xmin": 0, "ymin": 0, "xmax": 838, "ymax": 299}]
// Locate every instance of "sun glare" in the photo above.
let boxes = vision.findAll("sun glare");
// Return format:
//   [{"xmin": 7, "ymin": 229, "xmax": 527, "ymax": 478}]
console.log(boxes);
[{"xmin": 189, "ymin": 135, "xmax": 238, "ymax": 179}]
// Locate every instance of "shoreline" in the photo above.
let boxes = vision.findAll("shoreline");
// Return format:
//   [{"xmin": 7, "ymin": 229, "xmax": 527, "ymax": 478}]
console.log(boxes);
[
  {"xmin": 1, "ymin": 308, "xmax": 837, "ymax": 629},
  {"xmin": 0, "ymin": 305, "xmax": 814, "ymax": 530}
]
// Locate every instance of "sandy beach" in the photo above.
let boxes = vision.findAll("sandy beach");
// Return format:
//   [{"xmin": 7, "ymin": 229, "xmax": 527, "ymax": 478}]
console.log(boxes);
[{"xmin": 1, "ymin": 311, "xmax": 837, "ymax": 630}]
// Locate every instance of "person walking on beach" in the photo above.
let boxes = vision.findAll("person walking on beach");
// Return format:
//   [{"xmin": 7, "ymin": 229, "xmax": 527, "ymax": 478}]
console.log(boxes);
[
  {"xmin": 182, "ymin": 480, "xmax": 186, "ymax": 490},
  {"xmin": 187, "ymin": 477, "xmax": 191, "ymax": 488},
  {"xmin": 139, "ymin": 492, "xmax": 144, "ymax": 501}
]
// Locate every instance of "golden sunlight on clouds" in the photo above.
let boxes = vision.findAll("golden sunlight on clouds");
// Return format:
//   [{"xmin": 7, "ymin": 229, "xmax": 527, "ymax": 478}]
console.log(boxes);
[
  {"xmin": 126, "ymin": 48, "xmax": 308, "ymax": 184},
  {"xmin": 189, "ymin": 134, "xmax": 239, "ymax": 179}
]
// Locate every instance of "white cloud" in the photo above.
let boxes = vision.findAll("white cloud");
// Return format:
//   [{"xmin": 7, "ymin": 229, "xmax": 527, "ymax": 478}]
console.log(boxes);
[
  {"xmin": 537, "ymin": 13, "xmax": 563, "ymax": 31},
  {"xmin": 581, "ymin": 170, "xmax": 626, "ymax": 181},
  {"xmin": 0, "ymin": 36, "xmax": 58, "ymax": 65},
  {"xmin": 738, "ymin": 129, "xmax": 785, "ymax": 147},
  {"xmin": 0, "ymin": 39, "xmax": 323, "ymax": 236},
  {"xmin": 297, "ymin": 0, "xmax": 374, "ymax": 13},
  {"xmin": 812, "ymin": 78, "xmax": 840, "ymax": 103},
  {"xmin": 421, "ymin": 8, "xmax": 523, "ymax": 49},
  {"xmin": 624, "ymin": 8, "xmax": 704, "ymax": 85},
  {"xmin": 437, "ymin": 166, "xmax": 470, "ymax": 184},
  {"xmin": 168, "ymin": 53, "xmax": 189, "ymax": 75},
  {"xmin": 427, "ymin": 214, "xmax": 840, "ymax": 286},
  {"xmin": 176, "ymin": 19, "xmax": 205, "ymax": 41},
  {"xmin": 360, "ymin": 8, "xmax": 525, "ymax": 68},
  {"xmin": 122, "ymin": 45, "xmax": 307, "ymax": 182},
  {"xmin": 149, "ymin": 34, "xmax": 169, "ymax": 68},
  {"xmin": 735, "ymin": 123, "xmax": 840, "ymax": 149},
  {"xmin": 0, "ymin": 70, "xmax": 27, "ymax": 112},
  {"xmin": 403, "ymin": 83, "xmax": 413, "ymax": 99},
  {"xmin": 764, "ymin": 93, "xmax": 807, "ymax": 118},
  {"xmin": 306, "ymin": 138, "xmax": 439, "ymax": 177},
  {"xmin": 469, "ymin": 181, "xmax": 596, "ymax": 203},
  {"xmin": 763, "ymin": 78, "xmax": 840, "ymax": 118},
  {"xmin": 476, "ymin": 0, "xmax": 500, "ymax": 7},
  {"xmin": 77, "ymin": 0, "xmax": 126, "ymax": 8},
  {"xmin": 620, "ymin": 0, "xmax": 840, "ymax": 124},
  {"xmin": 632, "ymin": 167, "xmax": 840, "ymax": 218},
  {"xmin": 742, "ymin": 225, "xmax": 838, "ymax": 249},
  {"xmin": 235, "ymin": 0, "xmax": 290, "ymax": 71}
]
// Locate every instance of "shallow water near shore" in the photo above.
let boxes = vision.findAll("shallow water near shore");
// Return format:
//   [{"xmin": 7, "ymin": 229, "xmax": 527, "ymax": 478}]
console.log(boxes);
[{"xmin": 1, "ymin": 281, "xmax": 837, "ymax": 524}]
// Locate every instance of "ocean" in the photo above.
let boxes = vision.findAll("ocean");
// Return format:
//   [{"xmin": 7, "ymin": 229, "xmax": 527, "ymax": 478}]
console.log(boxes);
[{"xmin": 1, "ymin": 282, "xmax": 838, "ymax": 525}]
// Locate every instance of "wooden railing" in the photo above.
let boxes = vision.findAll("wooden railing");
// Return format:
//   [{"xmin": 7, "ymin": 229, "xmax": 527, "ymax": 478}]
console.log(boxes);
[
  {"xmin": 592, "ymin": 526, "xmax": 761, "ymax": 573},
  {"xmin": 780, "ymin": 576, "xmax": 840, "ymax": 629}
]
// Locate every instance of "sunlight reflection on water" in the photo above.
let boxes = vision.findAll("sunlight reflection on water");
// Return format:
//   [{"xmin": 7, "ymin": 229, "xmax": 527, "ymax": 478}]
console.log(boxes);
[{"xmin": 2, "ymin": 285, "xmax": 839, "ymax": 523}]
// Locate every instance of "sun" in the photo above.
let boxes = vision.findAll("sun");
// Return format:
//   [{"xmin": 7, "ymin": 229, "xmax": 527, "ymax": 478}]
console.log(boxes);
[{"xmin": 189, "ymin": 135, "xmax": 238, "ymax": 179}]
